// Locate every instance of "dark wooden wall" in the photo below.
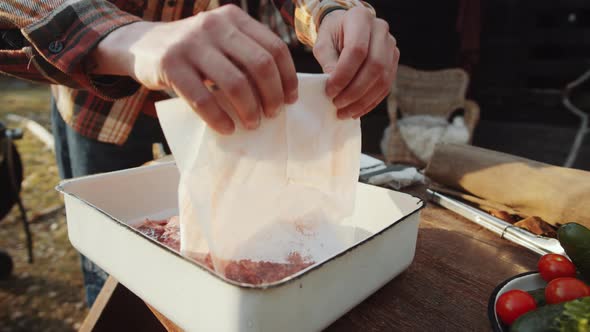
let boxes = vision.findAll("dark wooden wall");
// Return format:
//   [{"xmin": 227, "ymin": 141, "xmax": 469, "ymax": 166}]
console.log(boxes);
[
  {"xmin": 472, "ymin": 0, "xmax": 590, "ymax": 125},
  {"xmin": 288, "ymin": 0, "xmax": 590, "ymax": 153},
  {"xmin": 359, "ymin": 0, "xmax": 462, "ymax": 153}
]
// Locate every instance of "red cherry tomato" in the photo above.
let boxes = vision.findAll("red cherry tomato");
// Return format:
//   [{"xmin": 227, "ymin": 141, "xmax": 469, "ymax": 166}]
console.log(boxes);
[
  {"xmin": 545, "ymin": 277, "xmax": 590, "ymax": 304},
  {"xmin": 496, "ymin": 290, "xmax": 537, "ymax": 325},
  {"xmin": 538, "ymin": 254, "xmax": 577, "ymax": 282}
]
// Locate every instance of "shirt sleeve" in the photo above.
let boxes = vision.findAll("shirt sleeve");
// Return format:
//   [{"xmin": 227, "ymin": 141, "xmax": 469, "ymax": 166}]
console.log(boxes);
[
  {"xmin": 272, "ymin": 0, "xmax": 375, "ymax": 46},
  {"xmin": 0, "ymin": 0, "xmax": 142, "ymax": 100}
]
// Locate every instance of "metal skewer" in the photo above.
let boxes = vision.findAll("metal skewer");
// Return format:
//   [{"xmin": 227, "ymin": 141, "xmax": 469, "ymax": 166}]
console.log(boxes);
[{"xmin": 427, "ymin": 189, "xmax": 566, "ymax": 256}]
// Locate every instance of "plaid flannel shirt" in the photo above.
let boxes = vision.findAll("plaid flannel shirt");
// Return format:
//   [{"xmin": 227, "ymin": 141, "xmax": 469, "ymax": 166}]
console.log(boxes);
[{"xmin": 0, "ymin": 0, "xmax": 373, "ymax": 145}]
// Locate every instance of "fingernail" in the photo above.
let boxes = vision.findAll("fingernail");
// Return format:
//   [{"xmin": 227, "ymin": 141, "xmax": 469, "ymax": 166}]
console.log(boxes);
[
  {"xmin": 337, "ymin": 110, "xmax": 350, "ymax": 119},
  {"xmin": 326, "ymin": 85, "xmax": 338, "ymax": 99},
  {"xmin": 249, "ymin": 119, "xmax": 260, "ymax": 130},
  {"xmin": 286, "ymin": 90, "xmax": 298, "ymax": 104},
  {"xmin": 248, "ymin": 110, "xmax": 261, "ymax": 130},
  {"xmin": 267, "ymin": 108, "xmax": 276, "ymax": 119},
  {"xmin": 323, "ymin": 65, "xmax": 336, "ymax": 74},
  {"xmin": 269, "ymin": 106, "xmax": 283, "ymax": 118},
  {"xmin": 267, "ymin": 107, "xmax": 277, "ymax": 119},
  {"xmin": 334, "ymin": 98, "xmax": 347, "ymax": 109},
  {"xmin": 219, "ymin": 120, "xmax": 235, "ymax": 135}
]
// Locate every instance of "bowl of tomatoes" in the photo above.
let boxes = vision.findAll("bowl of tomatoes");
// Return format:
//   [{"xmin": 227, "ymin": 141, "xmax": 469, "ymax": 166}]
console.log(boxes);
[{"xmin": 488, "ymin": 223, "xmax": 590, "ymax": 332}]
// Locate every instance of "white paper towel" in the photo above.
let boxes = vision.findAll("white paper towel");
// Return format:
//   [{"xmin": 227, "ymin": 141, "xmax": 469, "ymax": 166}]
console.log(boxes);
[{"xmin": 155, "ymin": 73, "xmax": 361, "ymax": 274}]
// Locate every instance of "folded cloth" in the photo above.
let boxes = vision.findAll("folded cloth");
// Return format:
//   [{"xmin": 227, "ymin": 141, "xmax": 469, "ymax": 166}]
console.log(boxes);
[
  {"xmin": 367, "ymin": 167, "xmax": 425, "ymax": 190},
  {"xmin": 425, "ymin": 143, "xmax": 590, "ymax": 228}
]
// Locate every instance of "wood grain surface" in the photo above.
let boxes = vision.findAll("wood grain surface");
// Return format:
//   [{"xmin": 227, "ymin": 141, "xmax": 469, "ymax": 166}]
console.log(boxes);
[{"xmin": 325, "ymin": 205, "xmax": 538, "ymax": 331}]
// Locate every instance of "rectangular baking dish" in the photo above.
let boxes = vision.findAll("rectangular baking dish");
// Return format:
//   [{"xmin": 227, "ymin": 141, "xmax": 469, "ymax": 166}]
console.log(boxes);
[{"xmin": 57, "ymin": 161, "xmax": 424, "ymax": 331}]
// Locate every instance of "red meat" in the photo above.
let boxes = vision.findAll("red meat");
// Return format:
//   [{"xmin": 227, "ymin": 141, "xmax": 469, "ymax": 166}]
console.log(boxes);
[{"xmin": 136, "ymin": 217, "xmax": 314, "ymax": 285}]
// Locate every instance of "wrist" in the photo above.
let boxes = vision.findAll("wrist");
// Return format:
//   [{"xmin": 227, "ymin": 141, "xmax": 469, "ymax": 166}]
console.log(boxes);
[
  {"xmin": 319, "ymin": 8, "xmax": 346, "ymax": 27},
  {"xmin": 87, "ymin": 21, "xmax": 157, "ymax": 78}
]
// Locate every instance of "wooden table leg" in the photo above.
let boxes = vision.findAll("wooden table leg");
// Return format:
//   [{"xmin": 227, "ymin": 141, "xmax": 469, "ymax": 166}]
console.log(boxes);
[
  {"xmin": 79, "ymin": 276, "xmax": 118, "ymax": 331},
  {"xmin": 79, "ymin": 276, "xmax": 167, "ymax": 332},
  {"xmin": 146, "ymin": 304, "xmax": 183, "ymax": 332}
]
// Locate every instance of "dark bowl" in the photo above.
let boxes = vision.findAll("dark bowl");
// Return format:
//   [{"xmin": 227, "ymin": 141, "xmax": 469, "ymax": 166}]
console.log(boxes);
[{"xmin": 488, "ymin": 271, "xmax": 547, "ymax": 332}]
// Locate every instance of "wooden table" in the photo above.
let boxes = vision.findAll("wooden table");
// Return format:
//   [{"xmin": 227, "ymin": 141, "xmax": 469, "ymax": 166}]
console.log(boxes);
[
  {"xmin": 326, "ymin": 204, "xmax": 538, "ymax": 331},
  {"xmin": 80, "ymin": 187, "xmax": 538, "ymax": 331}
]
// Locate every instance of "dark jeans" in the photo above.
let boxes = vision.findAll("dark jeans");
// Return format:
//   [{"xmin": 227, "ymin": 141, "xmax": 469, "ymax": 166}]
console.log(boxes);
[{"xmin": 51, "ymin": 102, "xmax": 169, "ymax": 307}]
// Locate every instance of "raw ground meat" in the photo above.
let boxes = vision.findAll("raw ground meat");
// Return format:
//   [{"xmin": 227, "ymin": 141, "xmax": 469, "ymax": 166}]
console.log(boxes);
[
  {"xmin": 136, "ymin": 216, "xmax": 181, "ymax": 251},
  {"xmin": 223, "ymin": 252, "xmax": 313, "ymax": 284},
  {"xmin": 135, "ymin": 217, "xmax": 314, "ymax": 285}
]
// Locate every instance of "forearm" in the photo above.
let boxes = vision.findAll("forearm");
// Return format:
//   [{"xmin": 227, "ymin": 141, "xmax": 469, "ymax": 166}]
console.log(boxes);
[
  {"xmin": 0, "ymin": 0, "xmax": 141, "ymax": 99},
  {"xmin": 86, "ymin": 21, "xmax": 157, "ymax": 77}
]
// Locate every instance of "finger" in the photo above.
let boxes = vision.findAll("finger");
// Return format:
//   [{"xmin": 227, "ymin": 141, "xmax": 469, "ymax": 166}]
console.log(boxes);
[
  {"xmin": 221, "ymin": 28, "xmax": 284, "ymax": 119},
  {"xmin": 354, "ymin": 88, "xmax": 391, "ymax": 119},
  {"xmin": 239, "ymin": 17, "xmax": 299, "ymax": 104},
  {"xmin": 206, "ymin": 76, "xmax": 264, "ymax": 124},
  {"xmin": 335, "ymin": 78, "xmax": 379, "ymax": 119},
  {"xmin": 337, "ymin": 77, "xmax": 390, "ymax": 119},
  {"xmin": 334, "ymin": 19, "xmax": 393, "ymax": 110},
  {"xmin": 349, "ymin": 49, "xmax": 398, "ymax": 119},
  {"xmin": 313, "ymin": 30, "xmax": 340, "ymax": 74},
  {"xmin": 166, "ymin": 65, "xmax": 235, "ymax": 135},
  {"xmin": 193, "ymin": 49, "xmax": 261, "ymax": 130},
  {"xmin": 325, "ymin": 8, "xmax": 373, "ymax": 98}
]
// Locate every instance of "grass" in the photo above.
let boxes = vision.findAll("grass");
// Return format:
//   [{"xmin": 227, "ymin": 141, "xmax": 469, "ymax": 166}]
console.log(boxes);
[{"xmin": 0, "ymin": 78, "xmax": 87, "ymax": 332}]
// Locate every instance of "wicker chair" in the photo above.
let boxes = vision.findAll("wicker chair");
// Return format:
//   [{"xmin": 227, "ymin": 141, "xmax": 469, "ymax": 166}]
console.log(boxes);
[{"xmin": 381, "ymin": 65, "xmax": 480, "ymax": 168}]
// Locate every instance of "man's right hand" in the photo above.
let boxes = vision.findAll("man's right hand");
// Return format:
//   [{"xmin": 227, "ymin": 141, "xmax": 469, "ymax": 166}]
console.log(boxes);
[{"xmin": 89, "ymin": 5, "xmax": 298, "ymax": 135}]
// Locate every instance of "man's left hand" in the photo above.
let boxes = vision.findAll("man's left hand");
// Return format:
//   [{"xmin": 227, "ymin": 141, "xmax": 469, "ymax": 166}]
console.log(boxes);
[{"xmin": 313, "ymin": 7, "xmax": 399, "ymax": 119}]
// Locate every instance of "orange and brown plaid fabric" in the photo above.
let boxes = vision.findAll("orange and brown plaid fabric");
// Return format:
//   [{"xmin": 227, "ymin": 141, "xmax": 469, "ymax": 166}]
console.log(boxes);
[{"xmin": 0, "ymin": 0, "xmax": 372, "ymax": 144}]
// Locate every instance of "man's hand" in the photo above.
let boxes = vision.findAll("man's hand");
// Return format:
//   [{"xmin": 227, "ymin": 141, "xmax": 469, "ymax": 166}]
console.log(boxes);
[
  {"xmin": 313, "ymin": 7, "xmax": 399, "ymax": 119},
  {"xmin": 89, "ymin": 5, "xmax": 298, "ymax": 135}
]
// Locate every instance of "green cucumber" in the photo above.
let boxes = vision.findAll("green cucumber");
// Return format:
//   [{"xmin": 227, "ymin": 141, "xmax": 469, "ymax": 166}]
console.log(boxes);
[
  {"xmin": 511, "ymin": 303, "xmax": 564, "ymax": 332},
  {"xmin": 558, "ymin": 223, "xmax": 590, "ymax": 281},
  {"xmin": 528, "ymin": 288, "xmax": 546, "ymax": 307},
  {"xmin": 511, "ymin": 297, "xmax": 590, "ymax": 332}
]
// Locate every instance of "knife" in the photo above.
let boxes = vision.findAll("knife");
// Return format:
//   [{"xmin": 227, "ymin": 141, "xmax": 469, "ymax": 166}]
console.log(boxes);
[{"xmin": 427, "ymin": 189, "xmax": 566, "ymax": 256}]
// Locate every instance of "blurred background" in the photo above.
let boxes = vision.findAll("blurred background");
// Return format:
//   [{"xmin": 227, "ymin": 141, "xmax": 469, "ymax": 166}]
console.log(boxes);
[
  {"xmin": 290, "ymin": 0, "xmax": 590, "ymax": 169},
  {"xmin": 1, "ymin": 0, "xmax": 589, "ymax": 331}
]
